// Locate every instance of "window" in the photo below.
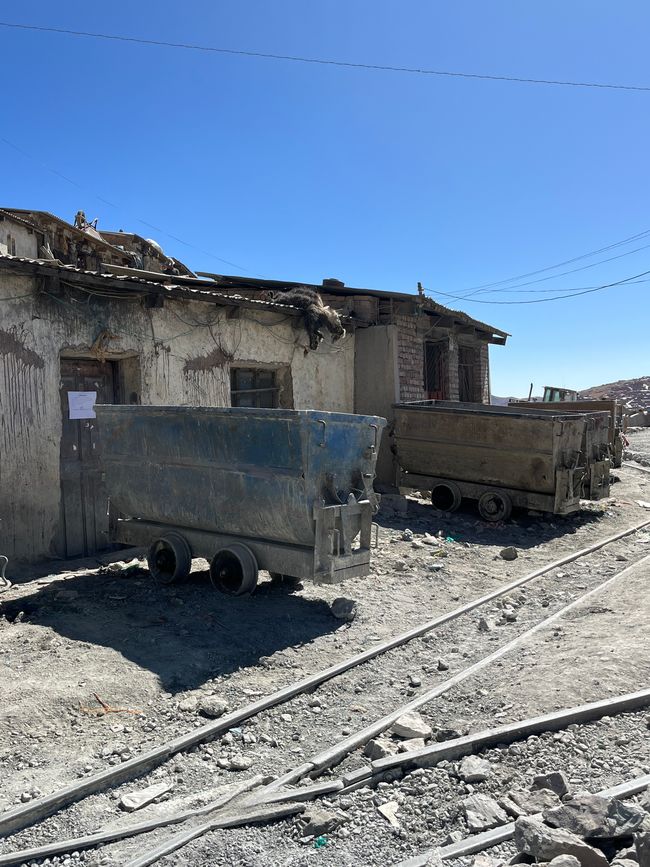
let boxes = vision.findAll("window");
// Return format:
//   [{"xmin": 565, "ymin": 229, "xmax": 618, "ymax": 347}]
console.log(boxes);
[
  {"xmin": 459, "ymin": 345, "xmax": 480, "ymax": 403},
  {"xmin": 424, "ymin": 341, "xmax": 448, "ymax": 400},
  {"xmin": 6, "ymin": 233, "xmax": 16, "ymax": 256},
  {"xmin": 231, "ymin": 367, "xmax": 279, "ymax": 408}
]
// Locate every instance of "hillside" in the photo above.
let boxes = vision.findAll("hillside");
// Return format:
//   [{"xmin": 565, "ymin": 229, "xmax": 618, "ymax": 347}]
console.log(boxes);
[{"xmin": 580, "ymin": 375, "xmax": 650, "ymax": 408}]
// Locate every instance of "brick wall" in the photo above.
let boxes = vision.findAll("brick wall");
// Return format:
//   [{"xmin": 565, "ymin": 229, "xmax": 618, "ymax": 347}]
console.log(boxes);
[
  {"xmin": 395, "ymin": 315, "xmax": 491, "ymax": 405},
  {"xmin": 479, "ymin": 343, "xmax": 490, "ymax": 403},
  {"xmin": 395, "ymin": 314, "xmax": 425, "ymax": 402}
]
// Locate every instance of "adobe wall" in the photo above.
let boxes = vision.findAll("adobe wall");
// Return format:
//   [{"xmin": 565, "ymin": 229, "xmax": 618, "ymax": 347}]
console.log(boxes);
[{"xmin": 0, "ymin": 273, "xmax": 354, "ymax": 564}]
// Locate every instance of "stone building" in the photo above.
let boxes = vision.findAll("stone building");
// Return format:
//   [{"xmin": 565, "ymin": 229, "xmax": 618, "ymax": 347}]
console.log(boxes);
[{"xmin": 0, "ymin": 208, "xmax": 506, "ymax": 565}]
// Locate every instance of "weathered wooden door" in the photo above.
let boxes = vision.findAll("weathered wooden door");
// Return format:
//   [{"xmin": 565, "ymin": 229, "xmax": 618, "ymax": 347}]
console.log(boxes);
[
  {"xmin": 59, "ymin": 359, "xmax": 117, "ymax": 558},
  {"xmin": 459, "ymin": 345, "xmax": 479, "ymax": 403},
  {"xmin": 424, "ymin": 341, "xmax": 448, "ymax": 400}
]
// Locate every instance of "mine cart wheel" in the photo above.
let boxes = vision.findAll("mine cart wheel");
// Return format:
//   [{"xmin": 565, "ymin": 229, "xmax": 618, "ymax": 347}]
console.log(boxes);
[
  {"xmin": 210, "ymin": 544, "xmax": 259, "ymax": 596},
  {"xmin": 477, "ymin": 490, "xmax": 513, "ymax": 523},
  {"xmin": 147, "ymin": 533, "xmax": 192, "ymax": 585},
  {"xmin": 430, "ymin": 481, "xmax": 462, "ymax": 513}
]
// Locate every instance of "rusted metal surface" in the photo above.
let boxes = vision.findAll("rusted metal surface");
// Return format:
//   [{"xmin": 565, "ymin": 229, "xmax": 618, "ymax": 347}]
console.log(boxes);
[
  {"xmin": 95, "ymin": 406, "xmax": 386, "ymax": 582},
  {"xmin": 393, "ymin": 400, "xmax": 594, "ymax": 515},
  {"xmin": 510, "ymin": 398, "xmax": 625, "ymax": 468}
]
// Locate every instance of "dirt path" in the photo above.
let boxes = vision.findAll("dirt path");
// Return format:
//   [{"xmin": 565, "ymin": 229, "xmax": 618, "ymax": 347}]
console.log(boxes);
[{"xmin": 0, "ymin": 451, "xmax": 649, "ymax": 866}]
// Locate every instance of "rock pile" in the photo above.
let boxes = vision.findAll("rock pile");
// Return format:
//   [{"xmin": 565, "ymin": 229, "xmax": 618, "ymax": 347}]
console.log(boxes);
[{"xmin": 510, "ymin": 785, "xmax": 650, "ymax": 867}]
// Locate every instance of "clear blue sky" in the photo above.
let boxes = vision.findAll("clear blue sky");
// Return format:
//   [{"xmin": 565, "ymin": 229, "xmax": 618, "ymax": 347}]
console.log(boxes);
[{"xmin": 2, "ymin": 1, "xmax": 648, "ymax": 397}]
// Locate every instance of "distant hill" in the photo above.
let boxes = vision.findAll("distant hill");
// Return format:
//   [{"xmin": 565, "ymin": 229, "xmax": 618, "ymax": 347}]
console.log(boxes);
[{"xmin": 580, "ymin": 376, "xmax": 650, "ymax": 408}]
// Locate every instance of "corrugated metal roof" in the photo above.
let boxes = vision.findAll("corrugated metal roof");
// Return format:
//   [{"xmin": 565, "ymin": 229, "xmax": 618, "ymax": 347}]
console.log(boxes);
[
  {"xmin": 0, "ymin": 253, "xmax": 306, "ymax": 315},
  {"xmin": 196, "ymin": 272, "xmax": 509, "ymax": 338},
  {"xmin": 0, "ymin": 209, "xmax": 44, "ymax": 234}
]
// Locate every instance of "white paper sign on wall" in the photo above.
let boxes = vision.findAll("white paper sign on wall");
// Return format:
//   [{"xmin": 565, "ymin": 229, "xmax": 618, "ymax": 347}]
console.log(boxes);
[{"xmin": 68, "ymin": 391, "xmax": 97, "ymax": 420}]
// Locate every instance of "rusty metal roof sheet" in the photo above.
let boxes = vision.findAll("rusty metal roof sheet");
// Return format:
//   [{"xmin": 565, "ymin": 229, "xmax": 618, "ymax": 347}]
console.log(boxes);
[
  {"xmin": 0, "ymin": 253, "xmax": 306, "ymax": 315},
  {"xmin": 196, "ymin": 272, "xmax": 509, "ymax": 339},
  {"xmin": 0, "ymin": 208, "xmax": 44, "ymax": 234}
]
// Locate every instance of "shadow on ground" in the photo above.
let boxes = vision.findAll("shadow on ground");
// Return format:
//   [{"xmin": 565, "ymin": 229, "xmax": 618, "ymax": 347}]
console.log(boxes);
[
  {"xmin": 376, "ymin": 496, "xmax": 606, "ymax": 550},
  {"xmin": 0, "ymin": 568, "xmax": 337, "ymax": 693}
]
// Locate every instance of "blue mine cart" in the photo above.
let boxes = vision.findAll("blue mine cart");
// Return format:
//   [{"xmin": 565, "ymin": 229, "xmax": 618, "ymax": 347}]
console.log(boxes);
[{"xmin": 95, "ymin": 406, "xmax": 386, "ymax": 595}]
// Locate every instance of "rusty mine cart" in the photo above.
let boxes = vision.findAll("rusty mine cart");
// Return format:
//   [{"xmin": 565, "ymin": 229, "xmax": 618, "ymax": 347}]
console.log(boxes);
[
  {"xmin": 392, "ymin": 400, "xmax": 611, "ymax": 522},
  {"xmin": 96, "ymin": 406, "xmax": 386, "ymax": 595}
]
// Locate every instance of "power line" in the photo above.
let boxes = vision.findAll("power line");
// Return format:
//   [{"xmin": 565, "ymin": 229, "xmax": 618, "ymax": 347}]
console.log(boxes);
[
  {"xmin": 1, "ymin": 20, "xmax": 649, "ymax": 93},
  {"xmin": 0, "ymin": 134, "xmax": 264, "ymax": 276},
  {"xmin": 428, "ymin": 268, "xmax": 650, "ymax": 305},
  {"xmin": 457, "ymin": 241, "xmax": 650, "ymax": 297},
  {"xmin": 458, "ymin": 228, "xmax": 650, "ymax": 295},
  {"xmin": 465, "ymin": 277, "xmax": 650, "ymax": 294}
]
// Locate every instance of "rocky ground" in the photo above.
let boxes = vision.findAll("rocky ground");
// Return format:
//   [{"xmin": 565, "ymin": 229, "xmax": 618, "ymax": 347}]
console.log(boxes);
[
  {"xmin": 1, "ymin": 432, "xmax": 649, "ymax": 866},
  {"xmin": 624, "ymin": 428, "xmax": 650, "ymax": 467}
]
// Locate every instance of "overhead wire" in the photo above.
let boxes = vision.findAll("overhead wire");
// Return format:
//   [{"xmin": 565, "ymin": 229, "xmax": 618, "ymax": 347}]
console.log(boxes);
[
  {"xmin": 427, "ymin": 268, "xmax": 650, "ymax": 305},
  {"xmin": 457, "ymin": 228, "xmax": 650, "ymax": 294},
  {"xmin": 462, "ymin": 277, "xmax": 650, "ymax": 294},
  {"xmin": 1, "ymin": 21, "xmax": 649, "ymax": 92},
  {"xmin": 0, "ymin": 134, "xmax": 263, "ymax": 276},
  {"xmin": 455, "ymin": 241, "xmax": 650, "ymax": 299}
]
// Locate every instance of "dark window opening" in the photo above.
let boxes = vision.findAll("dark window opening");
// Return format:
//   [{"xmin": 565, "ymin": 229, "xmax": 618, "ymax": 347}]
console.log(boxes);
[
  {"xmin": 459, "ymin": 345, "xmax": 481, "ymax": 403},
  {"xmin": 424, "ymin": 341, "xmax": 448, "ymax": 400},
  {"xmin": 231, "ymin": 367, "xmax": 279, "ymax": 408}
]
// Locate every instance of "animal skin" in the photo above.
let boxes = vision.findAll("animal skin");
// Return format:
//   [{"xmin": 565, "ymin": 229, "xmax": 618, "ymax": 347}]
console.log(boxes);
[{"xmin": 276, "ymin": 287, "xmax": 346, "ymax": 350}]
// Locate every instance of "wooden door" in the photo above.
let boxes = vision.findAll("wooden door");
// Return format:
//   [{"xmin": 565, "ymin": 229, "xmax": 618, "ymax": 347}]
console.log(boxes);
[
  {"xmin": 424, "ymin": 341, "xmax": 448, "ymax": 400},
  {"xmin": 459, "ymin": 345, "xmax": 479, "ymax": 403},
  {"xmin": 59, "ymin": 359, "xmax": 117, "ymax": 558}
]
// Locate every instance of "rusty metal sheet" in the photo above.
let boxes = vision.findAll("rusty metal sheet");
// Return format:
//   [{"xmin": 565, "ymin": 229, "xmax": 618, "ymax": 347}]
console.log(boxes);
[{"xmin": 95, "ymin": 406, "xmax": 385, "ymax": 549}]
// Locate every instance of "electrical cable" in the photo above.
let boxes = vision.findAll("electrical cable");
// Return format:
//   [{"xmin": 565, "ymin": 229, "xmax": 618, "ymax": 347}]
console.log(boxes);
[
  {"xmin": 1, "ymin": 21, "xmax": 649, "ymax": 92},
  {"xmin": 427, "ymin": 268, "xmax": 650, "ymax": 305},
  {"xmin": 462, "ymin": 277, "xmax": 650, "ymax": 294},
  {"xmin": 457, "ymin": 242, "xmax": 650, "ymax": 298},
  {"xmin": 0, "ymin": 135, "xmax": 263, "ymax": 276},
  {"xmin": 457, "ymin": 228, "xmax": 650, "ymax": 294}
]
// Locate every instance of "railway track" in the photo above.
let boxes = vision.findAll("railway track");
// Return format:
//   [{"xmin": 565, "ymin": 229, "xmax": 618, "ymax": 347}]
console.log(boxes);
[{"xmin": 0, "ymin": 516, "xmax": 649, "ymax": 865}]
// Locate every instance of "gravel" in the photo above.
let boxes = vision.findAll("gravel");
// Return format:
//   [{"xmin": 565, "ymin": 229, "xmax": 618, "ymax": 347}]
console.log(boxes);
[{"xmin": 1, "ymin": 441, "xmax": 649, "ymax": 866}]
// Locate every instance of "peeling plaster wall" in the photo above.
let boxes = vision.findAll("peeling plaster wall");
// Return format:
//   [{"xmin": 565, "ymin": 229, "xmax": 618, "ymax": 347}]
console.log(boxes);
[
  {"xmin": 0, "ymin": 274, "xmax": 354, "ymax": 564},
  {"xmin": 0, "ymin": 221, "xmax": 38, "ymax": 258}
]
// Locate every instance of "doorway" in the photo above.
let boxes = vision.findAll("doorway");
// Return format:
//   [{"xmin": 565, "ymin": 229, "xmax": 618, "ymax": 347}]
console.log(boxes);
[
  {"xmin": 459, "ymin": 345, "xmax": 480, "ymax": 402},
  {"xmin": 424, "ymin": 341, "xmax": 448, "ymax": 400},
  {"xmin": 59, "ymin": 358, "xmax": 118, "ymax": 558}
]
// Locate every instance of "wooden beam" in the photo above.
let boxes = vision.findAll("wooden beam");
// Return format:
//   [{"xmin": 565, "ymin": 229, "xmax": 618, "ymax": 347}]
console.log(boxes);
[
  {"xmin": 305, "ymin": 555, "xmax": 650, "ymax": 776},
  {"xmin": 371, "ymin": 687, "xmax": 650, "ymax": 775},
  {"xmin": 1, "ymin": 520, "xmax": 648, "ymax": 838},
  {"xmin": 0, "ymin": 776, "xmax": 266, "ymax": 867},
  {"xmin": 124, "ymin": 801, "xmax": 305, "ymax": 867}
]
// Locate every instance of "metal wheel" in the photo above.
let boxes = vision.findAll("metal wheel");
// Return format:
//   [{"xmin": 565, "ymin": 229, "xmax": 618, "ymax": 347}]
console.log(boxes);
[
  {"xmin": 477, "ymin": 490, "xmax": 513, "ymax": 522},
  {"xmin": 210, "ymin": 544, "xmax": 259, "ymax": 596},
  {"xmin": 430, "ymin": 480, "xmax": 462, "ymax": 513},
  {"xmin": 147, "ymin": 533, "xmax": 192, "ymax": 585}
]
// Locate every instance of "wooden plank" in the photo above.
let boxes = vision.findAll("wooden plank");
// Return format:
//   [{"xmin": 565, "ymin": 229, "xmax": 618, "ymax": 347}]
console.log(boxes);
[
  {"xmin": 254, "ymin": 779, "xmax": 344, "ymax": 805},
  {"xmin": 624, "ymin": 461, "xmax": 650, "ymax": 475},
  {"xmin": 307, "ymin": 555, "xmax": 650, "ymax": 774},
  {"xmin": 1, "ymin": 520, "xmax": 648, "ymax": 838},
  {"xmin": 0, "ymin": 776, "xmax": 265, "ymax": 867},
  {"xmin": 371, "ymin": 687, "xmax": 650, "ymax": 775},
  {"xmin": 124, "ymin": 800, "xmax": 305, "ymax": 867}
]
